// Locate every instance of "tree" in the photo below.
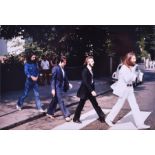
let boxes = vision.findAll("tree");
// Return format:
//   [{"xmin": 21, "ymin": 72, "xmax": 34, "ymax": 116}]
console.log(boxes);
[
  {"xmin": 1, "ymin": 25, "xmax": 154, "ymax": 65},
  {"xmin": 136, "ymin": 25, "xmax": 155, "ymax": 59}
]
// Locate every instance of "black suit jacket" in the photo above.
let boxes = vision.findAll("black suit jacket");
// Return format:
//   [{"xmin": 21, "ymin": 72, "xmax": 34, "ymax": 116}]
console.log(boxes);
[{"xmin": 77, "ymin": 67, "xmax": 95, "ymax": 99}]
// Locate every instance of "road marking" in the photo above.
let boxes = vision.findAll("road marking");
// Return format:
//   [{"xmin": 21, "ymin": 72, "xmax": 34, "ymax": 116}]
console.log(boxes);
[
  {"xmin": 109, "ymin": 122, "xmax": 137, "ymax": 130},
  {"xmin": 110, "ymin": 111, "xmax": 151, "ymax": 130},
  {"xmin": 52, "ymin": 108, "xmax": 151, "ymax": 130},
  {"xmin": 52, "ymin": 109, "xmax": 111, "ymax": 130}
]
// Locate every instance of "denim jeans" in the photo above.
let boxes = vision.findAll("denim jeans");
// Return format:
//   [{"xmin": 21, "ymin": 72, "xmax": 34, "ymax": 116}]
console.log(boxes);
[{"xmin": 17, "ymin": 79, "xmax": 42, "ymax": 109}]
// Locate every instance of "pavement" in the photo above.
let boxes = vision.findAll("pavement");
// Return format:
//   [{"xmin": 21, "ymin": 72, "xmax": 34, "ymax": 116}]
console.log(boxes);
[{"xmin": 0, "ymin": 77, "xmax": 111, "ymax": 130}]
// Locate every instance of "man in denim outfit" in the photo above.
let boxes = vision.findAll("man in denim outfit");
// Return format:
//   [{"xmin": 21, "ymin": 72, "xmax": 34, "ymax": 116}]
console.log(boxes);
[{"xmin": 16, "ymin": 52, "xmax": 44, "ymax": 112}]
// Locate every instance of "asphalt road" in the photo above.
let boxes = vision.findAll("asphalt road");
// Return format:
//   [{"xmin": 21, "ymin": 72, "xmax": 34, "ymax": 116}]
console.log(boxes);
[{"xmin": 12, "ymin": 65, "xmax": 155, "ymax": 130}]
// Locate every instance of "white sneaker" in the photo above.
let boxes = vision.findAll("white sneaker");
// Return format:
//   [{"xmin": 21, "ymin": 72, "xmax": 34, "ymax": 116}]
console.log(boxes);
[
  {"xmin": 38, "ymin": 109, "xmax": 45, "ymax": 113},
  {"xmin": 105, "ymin": 118, "xmax": 115, "ymax": 127},
  {"xmin": 137, "ymin": 124, "xmax": 150, "ymax": 129},
  {"xmin": 16, "ymin": 105, "xmax": 22, "ymax": 111},
  {"xmin": 65, "ymin": 117, "xmax": 72, "ymax": 122}
]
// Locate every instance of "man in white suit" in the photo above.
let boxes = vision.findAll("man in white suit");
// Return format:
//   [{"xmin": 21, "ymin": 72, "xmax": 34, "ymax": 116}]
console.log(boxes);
[{"xmin": 106, "ymin": 52, "xmax": 150, "ymax": 129}]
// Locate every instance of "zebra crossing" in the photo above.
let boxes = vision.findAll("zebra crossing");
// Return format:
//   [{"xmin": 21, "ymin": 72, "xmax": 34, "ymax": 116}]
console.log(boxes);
[{"xmin": 52, "ymin": 109, "xmax": 151, "ymax": 130}]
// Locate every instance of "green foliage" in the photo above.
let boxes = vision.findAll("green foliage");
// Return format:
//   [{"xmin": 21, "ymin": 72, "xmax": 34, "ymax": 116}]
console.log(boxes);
[
  {"xmin": 1, "ymin": 25, "xmax": 154, "ymax": 61},
  {"xmin": 104, "ymin": 38, "xmax": 115, "ymax": 56}
]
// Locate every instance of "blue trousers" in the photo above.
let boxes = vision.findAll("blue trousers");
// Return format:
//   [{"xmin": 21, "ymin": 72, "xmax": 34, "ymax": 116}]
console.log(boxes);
[
  {"xmin": 17, "ymin": 79, "xmax": 42, "ymax": 109},
  {"xmin": 47, "ymin": 87, "xmax": 70, "ymax": 118}
]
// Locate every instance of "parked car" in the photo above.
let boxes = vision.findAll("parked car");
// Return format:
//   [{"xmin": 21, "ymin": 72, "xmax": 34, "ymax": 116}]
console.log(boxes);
[
  {"xmin": 132, "ymin": 64, "xmax": 144, "ymax": 86},
  {"xmin": 112, "ymin": 64, "xmax": 144, "ymax": 86},
  {"xmin": 112, "ymin": 64, "xmax": 122, "ymax": 83}
]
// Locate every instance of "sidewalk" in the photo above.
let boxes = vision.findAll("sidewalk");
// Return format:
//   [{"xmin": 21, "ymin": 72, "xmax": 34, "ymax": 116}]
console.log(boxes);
[{"xmin": 0, "ymin": 77, "xmax": 111, "ymax": 129}]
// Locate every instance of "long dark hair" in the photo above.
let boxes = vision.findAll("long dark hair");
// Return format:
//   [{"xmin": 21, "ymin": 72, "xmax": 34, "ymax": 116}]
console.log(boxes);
[{"xmin": 26, "ymin": 51, "xmax": 36, "ymax": 63}]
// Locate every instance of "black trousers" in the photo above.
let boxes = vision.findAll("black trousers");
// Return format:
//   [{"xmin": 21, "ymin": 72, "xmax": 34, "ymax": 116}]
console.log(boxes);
[{"xmin": 73, "ymin": 94, "xmax": 105, "ymax": 121}]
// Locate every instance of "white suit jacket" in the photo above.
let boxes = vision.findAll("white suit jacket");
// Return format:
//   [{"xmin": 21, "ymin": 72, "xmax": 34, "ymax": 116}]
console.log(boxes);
[{"xmin": 111, "ymin": 65, "xmax": 136, "ymax": 97}]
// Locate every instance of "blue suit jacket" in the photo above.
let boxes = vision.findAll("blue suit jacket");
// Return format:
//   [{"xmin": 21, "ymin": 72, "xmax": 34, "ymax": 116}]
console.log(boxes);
[{"xmin": 51, "ymin": 65, "xmax": 69, "ymax": 92}]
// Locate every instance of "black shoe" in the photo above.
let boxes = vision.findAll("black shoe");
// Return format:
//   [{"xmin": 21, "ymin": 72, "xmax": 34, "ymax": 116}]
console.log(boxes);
[
  {"xmin": 98, "ymin": 117, "xmax": 105, "ymax": 123},
  {"xmin": 73, "ymin": 119, "xmax": 82, "ymax": 124}
]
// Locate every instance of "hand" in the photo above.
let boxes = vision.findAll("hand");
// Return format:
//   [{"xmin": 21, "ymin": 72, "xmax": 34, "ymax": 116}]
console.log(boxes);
[
  {"xmin": 35, "ymin": 76, "xmax": 38, "ymax": 81},
  {"xmin": 31, "ymin": 76, "xmax": 38, "ymax": 81},
  {"xmin": 51, "ymin": 89, "xmax": 55, "ymax": 97},
  {"xmin": 91, "ymin": 91, "xmax": 97, "ymax": 97},
  {"xmin": 69, "ymin": 83, "xmax": 73, "ymax": 89}
]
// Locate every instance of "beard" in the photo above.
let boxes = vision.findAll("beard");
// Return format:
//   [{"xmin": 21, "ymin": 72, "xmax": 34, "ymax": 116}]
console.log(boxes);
[
  {"xmin": 129, "ymin": 61, "xmax": 136, "ymax": 66},
  {"xmin": 31, "ymin": 59, "xmax": 37, "ymax": 63}
]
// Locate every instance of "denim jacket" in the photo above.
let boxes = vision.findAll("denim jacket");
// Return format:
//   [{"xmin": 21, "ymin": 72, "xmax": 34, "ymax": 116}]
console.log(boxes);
[{"xmin": 24, "ymin": 62, "xmax": 39, "ymax": 79}]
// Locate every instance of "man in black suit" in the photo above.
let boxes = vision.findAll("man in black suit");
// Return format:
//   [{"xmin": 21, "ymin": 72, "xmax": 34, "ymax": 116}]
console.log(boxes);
[
  {"xmin": 47, "ymin": 56, "xmax": 72, "ymax": 122},
  {"xmin": 73, "ymin": 56, "xmax": 105, "ymax": 123}
]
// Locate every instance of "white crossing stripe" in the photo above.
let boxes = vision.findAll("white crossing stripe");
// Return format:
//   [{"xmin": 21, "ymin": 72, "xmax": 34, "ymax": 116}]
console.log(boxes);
[
  {"xmin": 52, "ymin": 108, "xmax": 151, "ymax": 130},
  {"xmin": 110, "ymin": 111, "xmax": 151, "ymax": 130},
  {"xmin": 52, "ymin": 109, "xmax": 111, "ymax": 130}
]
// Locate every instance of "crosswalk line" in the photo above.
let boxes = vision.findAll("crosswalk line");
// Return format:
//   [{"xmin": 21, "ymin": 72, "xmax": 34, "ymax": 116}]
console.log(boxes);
[
  {"xmin": 110, "ymin": 122, "xmax": 137, "ymax": 130},
  {"xmin": 110, "ymin": 111, "xmax": 151, "ymax": 130},
  {"xmin": 52, "ymin": 108, "xmax": 151, "ymax": 130},
  {"xmin": 52, "ymin": 109, "xmax": 111, "ymax": 130}
]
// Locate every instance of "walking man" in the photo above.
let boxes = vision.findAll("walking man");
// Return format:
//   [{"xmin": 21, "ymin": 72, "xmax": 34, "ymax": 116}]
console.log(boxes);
[
  {"xmin": 73, "ymin": 56, "xmax": 105, "ymax": 123},
  {"xmin": 16, "ymin": 52, "xmax": 44, "ymax": 112},
  {"xmin": 47, "ymin": 56, "xmax": 72, "ymax": 122},
  {"xmin": 106, "ymin": 52, "xmax": 150, "ymax": 129}
]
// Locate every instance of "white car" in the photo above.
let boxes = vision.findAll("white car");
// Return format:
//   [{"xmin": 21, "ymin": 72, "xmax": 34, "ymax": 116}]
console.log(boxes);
[
  {"xmin": 112, "ymin": 64, "xmax": 122, "ymax": 82},
  {"xmin": 112, "ymin": 64, "xmax": 144, "ymax": 86}
]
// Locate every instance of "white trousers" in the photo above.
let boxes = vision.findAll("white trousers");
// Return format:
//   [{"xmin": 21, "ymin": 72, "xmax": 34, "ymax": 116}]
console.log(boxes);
[{"xmin": 107, "ymin": 87, "xmax": 144, "ymax": 126}]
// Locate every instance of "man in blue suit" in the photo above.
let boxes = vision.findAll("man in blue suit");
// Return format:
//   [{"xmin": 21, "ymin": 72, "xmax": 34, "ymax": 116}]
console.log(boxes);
[
  {"xmin": 47, "ymin": 56, "xmax": 72, "ymax": 122},
  {"xmin": 16, "ymin": 52, "xmax": 44, "ymax": 112}
]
